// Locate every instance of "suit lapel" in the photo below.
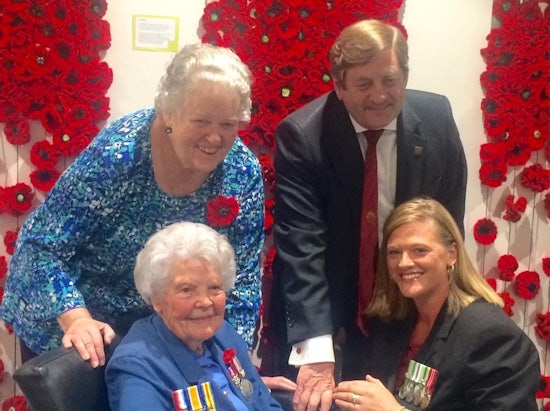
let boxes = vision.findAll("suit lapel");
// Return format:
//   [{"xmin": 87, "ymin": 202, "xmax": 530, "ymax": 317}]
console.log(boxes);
[
  {"xmin": 395, "ymin": 97, "xmax": 427, "ymax": 204},
  {"xmin": 320, "ymin": 92, "xmax": 364, "ymax": 219}
]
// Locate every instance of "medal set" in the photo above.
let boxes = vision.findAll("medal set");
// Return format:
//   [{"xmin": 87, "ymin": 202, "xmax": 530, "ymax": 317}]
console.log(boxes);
[
  {"xmin": 172, "ymin": 381, "xmax": 217, "ymax": 411},
  {"xmin": 223, "ymin": 348, "xmax": 254, "ymax": 400},
  {"xmin": 398, "ymin": 360, "xmax": 438, "ymax": 409}
]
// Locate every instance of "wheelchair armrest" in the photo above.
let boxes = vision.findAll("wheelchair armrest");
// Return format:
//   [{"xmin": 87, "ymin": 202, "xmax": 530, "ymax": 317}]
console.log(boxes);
[{"xmin": 13, "ymin": 337, "xmax": 120, "ymax": 411}]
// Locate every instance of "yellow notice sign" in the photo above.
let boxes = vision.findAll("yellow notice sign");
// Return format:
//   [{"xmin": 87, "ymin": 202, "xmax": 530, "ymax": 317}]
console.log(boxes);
[{"xmin": 132, "ymin": 15, "xmax": 179, "ymax": 52}]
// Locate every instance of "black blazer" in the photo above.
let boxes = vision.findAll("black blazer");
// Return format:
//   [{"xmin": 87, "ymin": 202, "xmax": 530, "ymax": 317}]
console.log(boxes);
[
  {"xmin": 364, "ymin": 300, "xmax": 540, "ymax": 410},
  {"xmin": 271, "ymin": 90, "xmax": 467, "ymax": 347}
]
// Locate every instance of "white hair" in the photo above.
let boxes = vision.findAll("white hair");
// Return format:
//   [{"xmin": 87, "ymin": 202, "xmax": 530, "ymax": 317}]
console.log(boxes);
[{"xmin": 134, "ymin": 222, "xmax": 236, "ymax": 305}]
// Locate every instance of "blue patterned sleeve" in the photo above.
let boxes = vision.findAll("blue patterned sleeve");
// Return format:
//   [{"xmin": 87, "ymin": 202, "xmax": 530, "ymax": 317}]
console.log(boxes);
[
  {"xmin": 2, "ymin": 115, "xmax": 141, "ymax": 328},
  {"xmin": 224, "ymin": 148, "xmax": 265, "ymax": 349}
]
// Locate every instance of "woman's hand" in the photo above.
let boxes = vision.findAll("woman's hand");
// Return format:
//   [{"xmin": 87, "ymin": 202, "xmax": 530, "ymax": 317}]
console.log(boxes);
[
  {"xmin": 333, "ymin": 375, "xmax": 402, "ymax": 411},
  {"xmin": 58, "ymin": 307, "xmax": 116, "ymax": 368},
  {"xmin": 261, "ymin": 376, "xmax": 298, "ymax": 392}
]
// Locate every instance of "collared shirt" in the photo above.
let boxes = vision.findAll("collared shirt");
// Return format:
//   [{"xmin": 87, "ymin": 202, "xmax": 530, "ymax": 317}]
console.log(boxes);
[
  {"xmin": 289, "ymin": 116, "xmax": 398, "ymax": 367},
  {"xmin": 195, "ymin": 348, "xmax": 249, "ymax": 411}
]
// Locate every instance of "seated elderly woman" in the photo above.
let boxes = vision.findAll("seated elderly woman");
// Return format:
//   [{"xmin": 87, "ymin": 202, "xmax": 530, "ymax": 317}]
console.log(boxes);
[
  {"xmin": 105, "ymin": 222, "xmax": 283, "ymax": 410},
  {"xmin": 333, "ymin": 198, "xmax": 540, "ymax": 411}
]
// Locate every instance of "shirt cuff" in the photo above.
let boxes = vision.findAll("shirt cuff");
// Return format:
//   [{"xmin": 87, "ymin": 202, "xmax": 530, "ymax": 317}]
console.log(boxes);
[{"xmin": 288, "ymin": 334, "xmax": 335, "ymax": 366}]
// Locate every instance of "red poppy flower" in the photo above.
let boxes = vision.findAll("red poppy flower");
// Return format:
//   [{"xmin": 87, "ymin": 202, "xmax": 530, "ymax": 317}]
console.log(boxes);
[
  {"xmin": 4, "ymin": 117, "xmax": 31, "ymax": 145},
  {"xmin": 3, "ymin": 183, "xmax": 35, "ymax": 216},
  {"xmin": 502, "ymin": 194, "xmax": 527, "ymax": 222},
  {"xmin": 263, "ymin": 247, "xmax": 276, "ymax": 279},
  {"xmin": 543, "ymin": 258, "xmax": 550, "ymax": 277},
  {"xmin": 513, "ymin": 270, "xmax": 540, "ymax": 300},
  {"xmin": 4, "ymin": 230, "xmax": 18, "ymax": 255},
  {"xmin": 30, "ymin": 166, "xmax": 61, "ymax": 192},
  {"xmin": 537, "ymin": 375, "xmax": 550, "ymax": 399},
  {"xmin": 0, "ymin": 358, "xmax": 4, "ymax": 383},
  {"xmin": 1, "ymin": 395, "xmax": 28, "ymax": 411},
  {"xmin": 264, "ymin": 199, "xmax": 275, "ymax": 234},
  {"xmin": 486, "ymin": 278, "xmax": 497, "ymax": 291},
  {"xmin": 499, "ymin": 292, "xmax": 515, "ymax": 317},
  {"xmin": 223, "ymin": 348, "xmax": 236, "ymax": 365},
  {"xmin": 0, "ymin": 256, "xmax": 6, "ymax": 280},
  {"xmin": 497, "ymin": 254, "xmax": 518, "ymax": 281},
  {"xmin": 30, "ymin": 140, "xmax": 59, "ymax": 167},
  {"xmin": 535, "ymin": 312, "xmax": 550, "ymax": 341},
  {"xmin": 473, "ymin": 218, "xmax": 498, "ymax": 245},
  {"xmin": 206, "ymin": 196, "xmax": 240, "ymax": 227},
  {"xmin": 258, "ymin": 153, "xmax": 275, "ymax": 192},
  {"xmin": 0, "ymin": 288, "xmax": 4, "ymax": 306},
  {"xmin": 521, "ymin": 163, "xmax": 550, "ymax": 192},
  {"xmin": 479, "ymin": 162, "xmax": 508, "ymax": 187}
]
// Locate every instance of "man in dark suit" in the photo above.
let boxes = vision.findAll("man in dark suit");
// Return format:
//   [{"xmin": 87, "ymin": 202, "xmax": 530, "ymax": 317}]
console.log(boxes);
[{"xmin": 269, "ymin": 19, "xmax": 467, "ymax": 411}]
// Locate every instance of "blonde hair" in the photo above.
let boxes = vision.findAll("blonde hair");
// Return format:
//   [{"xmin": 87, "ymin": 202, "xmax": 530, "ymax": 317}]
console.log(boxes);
[
  {"xmin": 329, "ymin": 19, "xmax": 409, "ymax": 86},
  {"xmin": 368, "ymin": 197, "xmax": 503, "ymax": 319}
]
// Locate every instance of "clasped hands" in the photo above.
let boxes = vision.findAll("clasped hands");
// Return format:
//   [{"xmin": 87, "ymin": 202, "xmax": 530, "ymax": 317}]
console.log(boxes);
[{"xmin": 293, "ymin": 362, "xmax": 402, "ymax": 411}]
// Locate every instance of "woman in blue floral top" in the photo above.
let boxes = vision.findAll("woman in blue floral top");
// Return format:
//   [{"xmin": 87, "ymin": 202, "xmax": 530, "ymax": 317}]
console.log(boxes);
[{"xmin": 0, "ymin": 43, "xmax": 264, "ymax": 368}]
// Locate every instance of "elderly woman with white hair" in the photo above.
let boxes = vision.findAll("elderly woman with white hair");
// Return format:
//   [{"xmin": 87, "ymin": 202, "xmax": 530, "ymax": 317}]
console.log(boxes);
[{"xmin": 106, "ymin": 222, "xmax": 284, "ymax": 411}]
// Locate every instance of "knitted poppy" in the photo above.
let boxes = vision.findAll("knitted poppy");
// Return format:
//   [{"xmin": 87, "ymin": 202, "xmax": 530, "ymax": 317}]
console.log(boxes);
[
  {"xmin": 262, "ymin": 247, "xmax": 276, "ymax": 279},
  {"xmin": 543, "ymin": 258, "xmax": 550, "ymax": 277},
  {"xmin": 3, "ymin": 230, "xmax": 18, "ymax": 255},
  {"xmin": 30, "ymin": 140, "xmax": 59, "ymax": 167},
  {"xmin": 0, "ymin": 256, "xmax": 6, "ymax": 280},
  {"xmin": 3, "ymin": 117, "xmax": 31, "ymax": 145},
  {"xmin": 206, "ymin": 196, "xmax": 239, "ymax": 227},
  {"xmin": 0, "ymin": 358, "xmax": 4, "ymax": 384},
  {"xmin": 521, "ymin": 163, "xmax": 550, "ymax": 192},
  {"xmin": 499, "ymin": 292, "xmax": 515, "ymax": 317},
  {"xmin": 2, "ymin": 183, "xmax": 34, "ymax": 216},
  {"xmin": 264, "ymin": 199, "xmax": 275, "ymax": 234},
  {"xmin": 537, "ymin": 375, "xmax": 550, "ymax": 399},
  {"xmin": 502, "ymin": 194, "xmax": 527, "ymax": 222},
  {"xmin": 258, "ymin": 153, "xmax": 275, "ymax": 192},
  {"xmin": 223, "ymin": 348, "xmax": 237, "ymax": 364},
  {"xmin": 0, "ymin": 395, "xmax": 28, "ymax": 411},
  {"xmin": 535, "ymin": 312, "xmax": 550, "ymax": 341},
  {"xmin": 544, "ymin": 192, "xmax": 550, "ymax": 218},
  {"xmin": 486, "ymin": 278, "xmax": 497, "ymax": 291},
  {"xmin": 513, "ymin": 270, "xmax": 540, "ymax": 300},
  {"xmin": 473, "ymin": 218, "xmax": 498, "ymax": 245},
  {"xmin": 497, "ymin": 254, "xmax": 518, "ymax": 281},
  {"xmin": 30, "ymin": 166, "xmax": 61, "ymax": 192}
]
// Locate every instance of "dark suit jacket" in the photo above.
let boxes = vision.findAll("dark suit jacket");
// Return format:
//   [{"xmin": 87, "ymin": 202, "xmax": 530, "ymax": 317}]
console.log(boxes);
[
  {"xmin": 270, "ymin": 90, "xmax": 467, "ymax": 374},
  {"xmin": 106, "ymin": 315, "xmax": 282, "ymax": 411},
  {"xmin": 364, "ymin": 300, "xmax": 540, "ymax": 410}
]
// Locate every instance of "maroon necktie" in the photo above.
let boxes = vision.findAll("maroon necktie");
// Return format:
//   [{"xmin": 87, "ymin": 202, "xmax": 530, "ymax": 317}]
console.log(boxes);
[{"xmin": 357, "ymin": 129, "xmax": 384, "ymax": 334}]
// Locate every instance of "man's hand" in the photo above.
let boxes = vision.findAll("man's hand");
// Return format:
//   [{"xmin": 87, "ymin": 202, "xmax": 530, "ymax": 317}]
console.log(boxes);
[
  {"xmin": 58, "ymin": 308, "xmax": 116, "ymax": 368},
  {"xmin": 293, "ymin": 362, "xmax": 335, "ymax": 411}
]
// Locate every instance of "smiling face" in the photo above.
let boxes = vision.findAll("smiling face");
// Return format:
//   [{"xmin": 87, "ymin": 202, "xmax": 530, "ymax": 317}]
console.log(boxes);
[
  {"xmin": 334, "ymin": 48, "xmax": 407, "ymax": 130},
  {"xmin": 166, "ymin": 80, "xmax": 241, "ymax": 176},
  {"xmin": 386, "ymin": 219, "xmax": 457, "ymax": 308},
  {"xmin": 151, "ymin": 257, "xmax": 226, "ymax": 352}
]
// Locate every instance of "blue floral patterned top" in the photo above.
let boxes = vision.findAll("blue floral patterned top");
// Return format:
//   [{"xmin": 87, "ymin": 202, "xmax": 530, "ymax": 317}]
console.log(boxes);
[{"xmin": 0, "ymin": 108, "xmax": 264, "ymax": 353}]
